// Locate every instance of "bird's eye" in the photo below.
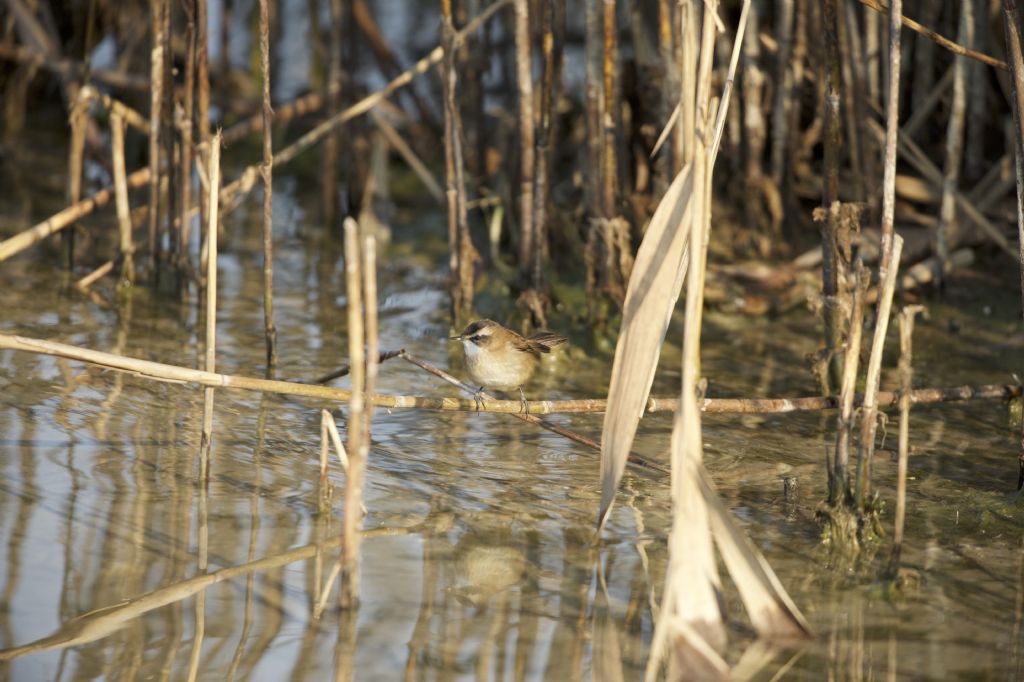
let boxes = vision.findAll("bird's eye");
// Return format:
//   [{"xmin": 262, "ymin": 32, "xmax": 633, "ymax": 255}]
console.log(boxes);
[{"xmin": 470, "ymin": 335, "xmax": 481, "ymax": 342}]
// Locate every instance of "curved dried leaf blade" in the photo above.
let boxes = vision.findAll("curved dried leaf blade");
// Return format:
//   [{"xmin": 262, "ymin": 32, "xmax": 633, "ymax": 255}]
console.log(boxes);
[{"xmin": 597, "ymin": 165, "xmax": 694, "ymax": 531}]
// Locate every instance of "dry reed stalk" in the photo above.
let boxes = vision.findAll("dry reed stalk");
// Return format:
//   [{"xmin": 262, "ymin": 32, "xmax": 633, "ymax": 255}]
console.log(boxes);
[
  {"xmin": 65, "ymin": 87, "xmax": 88, "ymax": 269},
  {"xmin": 840, "ymin": 1, "xmax": 869, "ymax": 201},
  {"xmin": 0, "ymin": 168, "xmax": 151, "ymax": 262},
  {"xmin": 831, "ymin": 262, "xmax": 869, "ymax": 505},
  {"xmin": 258, "ymin": 0, "xmax": 278, "ymax": 374},
  {"xmin": 199, "ymin": 131, "xmax": 221, "ymax": 477},
  {"xmin": 532, "ymin": 0, "xmax": 557, "ymax": 289},
  {"xmin": 857, "ymin": 0, "xmax": 1007, "ymax": 71},
  {"xmin": 320, "ymin": 409, "xmax": 330, "ymax": 478},
  {"xmin": 741, "ymin": 2, "xmax": 767, "ymax": 240},
  {"xmin": 440, "ymin": 0, "xmax": 476, "ymax": 327},
  {"xmin": 514, "ymin": 0, "xmax": 537, "ymax": 277},
  {"xmin": 1, "ymin": 332, "xmax": 1018, "ymax": 417},
  {"xmin": 322, "ymin": 408, "xmax": 349, "ymax": 472},
  {"xmin": 369, "ymin": 110, "xmax": 443, "ymax": 203},
  {"xmin": 584, "ymin": 0, "xmax": 603, "ymax": 218},
  {"xmin": 362, "ymin": 233, "xmax": 378, "ymax": 448},
  {"xmin": 110, "ymin": 111, "xmax": 135, "ymax": 283},
  {"xmin": 821, "ymin": 0, "xmax": 844, "ymax": 393},
  {"xmin": 600, "ymin": 0, "xmax": 618, "ymax": 219},
  {"xmin": 147, "ymin": 0, "xmax": 167, "ymax": 271},
  {"xmin": 78, "ymin": 85, "xmax": 150, "ymax": 134},
  {"xmin": 878, "ymin": 0, "xmax": 901, "ymax": 275},
  {"xmin": 935, "ymin": 4, "xmax": 971, "ymax": 282},
  {"xmin": 769, "ymin": 0, "xmax": 796, "ymax": 194},
  {"xmin": 1001, "ymin": 0, "xmax": 1024, "ymax": 467},
  {"xmin": 854, "ymin": 234, "xmax": 904, "ymax": 507},
  {"xmin": 340, "ymin": 217, "xmax": 365, "ymax": 610},
  {"xmin": 75, "ymin": 260, "xmax": 115, "ymax": 290},
  {"xmin": 888, "ymin": 305, "xmax": 924, "ymax": 576},
  {"xmin": 178, "ymin": 0, "xmax": 196, "ymax": 267},
  {"xmin": 196, "ymin": 0, "xmax": 211, "ymax": 232},
  {"xmin": 186, "ymin": 477, "xmax": 209, "ymax": 682},
  {"xmin": 322, "ymin": 0, "xmax": 343, "ymax": 227}
]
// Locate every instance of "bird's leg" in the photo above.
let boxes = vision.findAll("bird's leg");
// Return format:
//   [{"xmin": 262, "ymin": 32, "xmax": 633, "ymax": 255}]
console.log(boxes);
[
  {"xmin": 473, "ymin": 386, "xmax": 485, "ymax": 411},
  {"xmin": 518, "ymin": 386, "xmax": 529, "ymax": 415}
]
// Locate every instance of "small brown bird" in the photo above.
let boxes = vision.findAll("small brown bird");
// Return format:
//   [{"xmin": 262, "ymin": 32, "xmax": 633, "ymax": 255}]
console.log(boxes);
[{"xmin": 451, "ymin": 319, "xmax": 567, "ymax": 411}]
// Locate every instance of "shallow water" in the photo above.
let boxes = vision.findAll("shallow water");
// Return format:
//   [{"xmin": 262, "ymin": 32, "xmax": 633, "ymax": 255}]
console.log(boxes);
[{"xmin": 3, "ymin": 138, "xmax": 1024, "ymax": 681}]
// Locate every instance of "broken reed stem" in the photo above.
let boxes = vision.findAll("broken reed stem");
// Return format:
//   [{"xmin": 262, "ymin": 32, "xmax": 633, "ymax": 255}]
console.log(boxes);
[
  {"xmin": 110, "ymin": 111, "xmax": 135, "ymax": 283},
  {"xmin": 199, "ymin": 131, "xmax": 221, "ymax": 476},
  {"xmin": 148, "ymin": 0, "xmax": 167, "ymax": 272},
  {"xmin": 1, "ymin": 332, "xmax": 1018, "ymax": 417},
  {"xmin": 340, "ymin": 217, "xmax": 365, "ymax": 610},
  {"xmin": 878, "ymin": 0, "xmax": 901, "ymax": 275},
  {"xmin": 514, "ymin": 0, "xmax": 536, "ymax": 276},
  {"xmin": 832, "ymin": 263, "xmax": 869, "ymax": 506},
  {"xmin": 258, "ymin": 0, "xmax": 278, "ymax": 374},
  {"xmin": 319, "ymin": 409, "xmax": 330, "ymax": 478},
  {"xmin": 322, "ymin": 409, "xmax": 349, "ymax": 472},
  {"xmin": 855, "ymin": 234, "xmax": 904, "ymax": 508},
  {"xmin": 1001, "ymin": 0, "xmax": 1024, "ymax": 464},
  {"xmin": 196, "ymin": 0, "xmax": 211, "ymax": 234},
  {"xmin": 888, "ymin": 305, "xmax": 924, "ymax": 576}
]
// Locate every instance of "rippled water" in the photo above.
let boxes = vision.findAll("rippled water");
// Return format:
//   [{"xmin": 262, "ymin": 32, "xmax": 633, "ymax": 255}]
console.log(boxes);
[{"xmin": 2, "ymin": 133, "xmax": 1024, "ymax": 680}]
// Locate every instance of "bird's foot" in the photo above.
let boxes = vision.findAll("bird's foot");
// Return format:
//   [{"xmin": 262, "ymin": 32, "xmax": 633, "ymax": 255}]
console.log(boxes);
[
  {"xmin": 473, "ymin": 387, "xmax": 485, "ymax": 412},
  {"xmin": 518, "ymin": 387, "xmax": 529, "ymax": 415}
]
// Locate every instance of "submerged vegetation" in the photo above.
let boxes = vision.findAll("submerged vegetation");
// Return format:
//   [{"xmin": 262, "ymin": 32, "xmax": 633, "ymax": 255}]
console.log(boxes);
[{"xmin": 1, "ymin": 0, "xmax": 1024, "ymax": 678}]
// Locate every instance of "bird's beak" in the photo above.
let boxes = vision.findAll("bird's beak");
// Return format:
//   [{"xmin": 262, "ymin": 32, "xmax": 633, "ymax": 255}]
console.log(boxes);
[{"xmin": 450, "ymin": 334, "xmax": 463, "ymax": 341}]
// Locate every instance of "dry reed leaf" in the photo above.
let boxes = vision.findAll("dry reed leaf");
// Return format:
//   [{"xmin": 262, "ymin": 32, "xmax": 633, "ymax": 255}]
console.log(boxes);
[
  {"xmin": 597, "ymin": 165, "xmax": 694, "ymax": 531},
  {"xmin": 698, "ymin": 466, "xmax": 812, "ymax": 638}
]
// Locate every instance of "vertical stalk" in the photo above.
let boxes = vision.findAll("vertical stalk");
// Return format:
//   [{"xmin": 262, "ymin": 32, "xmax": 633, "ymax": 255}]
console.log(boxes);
[
  {"xmin": 936, "ymin": 3, "xmax": 972, "ymax": 281},
  {"xmin": 532, "ymin": 0, "xmax": 557, "ymax": 293},
  {"xmin": 585, "ymin": 0, "xmax": 604, "ymax": 218},
  {"xmin": 340, "ymin": 218, "xmax": 365, "ymax": 610},
  {"xmin": 197, "ymin": 0, "xmax": 211, "ymax": 235},
  {"xmin": 66, "ymin": 89, "xmax": 88, "ymax": 270},
  {"xmin": 110, "ymin": 112, "xmax": 135, "ymax": 284},
  {"xmin": 441, "ymin": 0, "xmax": 476, "ymax": 327},
  {"xmin": 179, "ymin": 0, "xmax": 196, "ymax": 268},
  {"xmin": 1000, "ymin": 0, "xmax": 1024, "ymax": 463},
  {"xmin": 831, "ymin": 263, "xmax": 868, "ymax": 505},
  {"xmin": 600, "ymin": 0, "xmax": 618, "ymax": 218},
  {"xmin": 514, "ymin": 0, "xmax": 536, "ymax": 275},
  {"xmin": 854, "ymin": 234, "xmax": 903, "ymax": 507},
  {"xmin": 148, "ymin": 0, "xmax": 167, "ymax": 272},
  {"xmin": 888, "ymin": 305, "xmax": 923, "ymax": 576},
  {"xmin": 259, "ymin": 0, "xmax": 278, "ymax": 374},
  {"xmin": 741, "ymin": 2, "xmax": 765, "ymax": 240},
  {"xmin": 200, "ymin": 131, "xmax": 222, "ymax": 480},
  {"xmin": 658, "ymin": 0, "xmax": 677, "ymax": 177},
  {"xmin": 878, "ymin": 0, "xmax": 901, "ymax": 275},
  {"xmin": 323, "ymin": 0, "xmax": 343, "ymax": 227},
  {"xmin": 769, "ymin": 0, "xmax": 795, "ymax": 194},
  {"xmin": 821, "ymin": 0, "xmax": 844, "ymax": 393}
]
